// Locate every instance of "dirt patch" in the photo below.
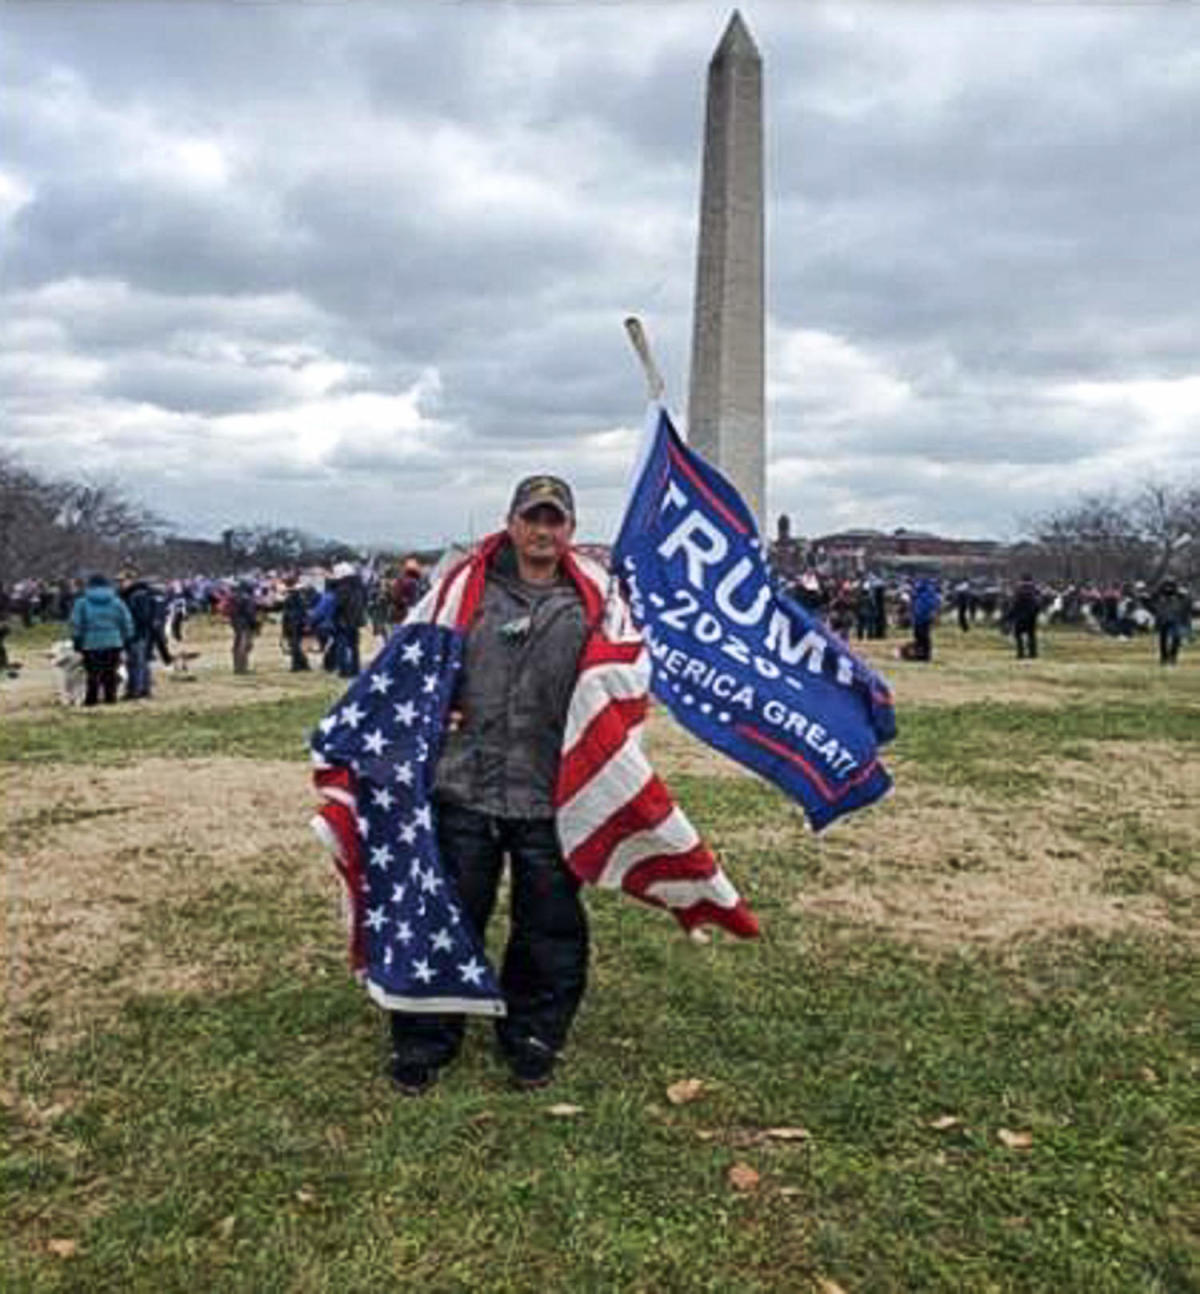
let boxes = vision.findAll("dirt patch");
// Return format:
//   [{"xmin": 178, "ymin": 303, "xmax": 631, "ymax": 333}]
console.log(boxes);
[
  {"xmin": 4, "ymin": 757, "xmax": 340, "ymax": 1047},
  {"xmin": 0, "ymin": 617, "xmax": 349, "ymax": 721},
  {"xmin": 782, "ymin": 749, "xmax": 1197, "ymax": 948}
]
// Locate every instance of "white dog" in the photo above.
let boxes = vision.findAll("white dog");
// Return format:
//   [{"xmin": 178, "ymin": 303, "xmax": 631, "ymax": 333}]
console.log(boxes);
[{"xmin": 49, "ymin": 639, "xmax": 127, "ymax": 705}]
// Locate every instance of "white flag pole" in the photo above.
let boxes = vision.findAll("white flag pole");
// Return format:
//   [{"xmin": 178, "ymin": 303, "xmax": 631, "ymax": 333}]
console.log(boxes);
[{"xmin": 623, "ymin": 315, "xmax": 666, "ymax": 401}]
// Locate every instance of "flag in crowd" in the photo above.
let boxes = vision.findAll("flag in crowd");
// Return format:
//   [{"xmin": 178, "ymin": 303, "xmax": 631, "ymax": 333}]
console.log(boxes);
[{"xmin": 611, "ymin": 403, "xmax": 896, "ymax": 832}]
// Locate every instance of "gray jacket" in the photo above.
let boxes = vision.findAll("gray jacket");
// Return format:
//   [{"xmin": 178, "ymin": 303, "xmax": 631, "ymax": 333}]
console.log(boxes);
[{"xmin": 434, "ymin": 544, "xmax": 588, "ymax": 818}]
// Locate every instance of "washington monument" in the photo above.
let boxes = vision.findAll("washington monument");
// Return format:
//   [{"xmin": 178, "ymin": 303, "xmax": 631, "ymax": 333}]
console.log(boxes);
[{"xmin": 686, "ymin": 11, "xmax": 766, "ymax": 530}]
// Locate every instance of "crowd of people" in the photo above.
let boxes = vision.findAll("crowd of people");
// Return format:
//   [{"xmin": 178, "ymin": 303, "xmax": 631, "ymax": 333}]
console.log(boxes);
[
  {"xmin": 0, "ymin": 558, "xmax": 432, "ymax": 704},
  {"xmin": 3, "ymin": 560, "xmax": 1193, "ymax": 702},
  {"xmin": 784, "ymin": 570, "xmax": 1195, "ymax": 665}
]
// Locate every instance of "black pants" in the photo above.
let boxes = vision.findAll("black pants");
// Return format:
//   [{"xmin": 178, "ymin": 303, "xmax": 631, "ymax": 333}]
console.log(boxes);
[
  {"xmin": 84, "ymin": 648, "xmax": 121, "ymax": 705},
  {"xmin": 1015, "ymin": 621, "xmax": 1038, "ymax": 659},
  {"xmin": 284, "ymin": 626, "xmax": 309, "ymax": 670},
  {"xmin": 1159, "ymin": 624, "xmax": 1181, "ymax": 665},
  {"xmin": 912, "ymin": 620, "xmax": 932, "ymax": 661},
  {"xmin": 389, "ymin": 803, "xmax": 589, "ymax": 1075}
]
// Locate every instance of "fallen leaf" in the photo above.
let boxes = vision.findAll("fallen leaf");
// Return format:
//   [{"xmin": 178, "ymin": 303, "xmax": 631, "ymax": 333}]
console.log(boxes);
[
  {"xmin": 295, "ymin": 1186, "xmax": 317, "ymax": 1204},
  {"xmin": 666, "ymin": 1078, "xmax": 705, "ymax": 1105},
  {"xmin": 727, "ymin": 1162, "xmax": 760, "ymax": 1192},
  {"xmin": 929, "ymin": 1115, "xmax": 961, "ymax": 1130},
  {"xmin": 47, "ymin": 1239, "xmax": 77, "ymax": 1259},
  {"xmin": 763, "ymin": 1126, "xmax": 810, "ymax": 1142},
  {"xmin": 997, "ymin": 1128, "xmax": 1033, "ymax": 1150},
  {"xmin": 688, "ymin": 928, "xmax": 712, "ymax": 946},
  {"xmin": 817, "ymin": 1279, "xmax": 848, "ymax": 1294},
  {"xmin": 695, "ymin": 1129, "xmax": 718, "ymax": 1141},
  {"xmin": 1139, "ymin": 1066, "xmax": 1159, "ymax": 1084},
  {"xmin": 546, "ymin": 1103, "xmax": 583, "ymax": 1118},
  {"xmin": 778, "ymin": 1186, "xmax": 804, "ymax": 1198},
  {"xmin": 216, "ymin": 1215, "xmax": 236, "ymax": 1240}
]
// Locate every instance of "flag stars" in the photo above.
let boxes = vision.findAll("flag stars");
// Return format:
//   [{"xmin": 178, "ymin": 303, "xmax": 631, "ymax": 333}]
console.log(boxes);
[
  {"xmin": 369, "ymin": 844, "xmax": 394, "ymax": 869},
  {"xmin": 420, "ymin": 869, "xmax": 443, "ymax": 896},
  {"xmin": 365, "ymin": 906, "xmax": 387, "ymax": 932},
  {"xmin": 413, "ymin": 805, "xmax": 433, "ymax": 832},
  {"xmin": 394, "ymin": 761, "xmax": 414, "ymax": 786},
  {"xmin": 340, "ymin": 701, "xmax": 365, "ymax": 730},
  {"xmin": 395, "ymin": 921, "xmax": 413, "ymax": 944},
  {"xmin": 371, "ymin": 786, "xmax": 396, "ymax": 811},
  {"xmin": 317, "ymin": 714, "xmax": 337, "ymax": 736},
  {"xmin": 421, "ymin": 672, "xmax": 439, "ymax": 694},
  {"xmin": 393, "ymin": 700, "xmax": 417, "ymax": 727},
  {"xmin": 391, "ymin": 882, "xmax": 407, "ymax": 905},
  {"xmin": 362, "ymin": 728, "xmax": 388, "ymax": 756},
  {"xmin": 401, "ymin": 641, "xmax": 424, "ymax": 666},
  {"xmin": 458, "ymin": 957, "xmax": 486, "ymax": 987},
  {"xmin": 412, "ymin": 958, "xmax": 435, "ymax": 984},
  {"xmin": 430, "ymin": 928, "xmax": 453, "ymax": 953},
  {"xmin": 368, "ymin": 672, "xmax": 392, "ymax": 694},
  {"xmin": 409, "ymin": 858, "xmax": 424, "ymax": 880},
  {"xmin": 399, "ymin": 822, "xmax": 417, "ymax": 845}
]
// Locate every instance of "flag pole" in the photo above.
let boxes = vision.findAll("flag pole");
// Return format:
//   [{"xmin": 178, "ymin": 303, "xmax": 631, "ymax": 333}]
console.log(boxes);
[{"xmin": 623, "ymin": 316, "xmax": 666, "ymax": 402}]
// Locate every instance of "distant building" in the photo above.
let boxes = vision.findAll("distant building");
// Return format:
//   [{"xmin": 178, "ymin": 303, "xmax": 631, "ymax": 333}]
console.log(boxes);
[{"xmin": 775, "ymin": 527, "xmax": 1005, "ymax": 578}]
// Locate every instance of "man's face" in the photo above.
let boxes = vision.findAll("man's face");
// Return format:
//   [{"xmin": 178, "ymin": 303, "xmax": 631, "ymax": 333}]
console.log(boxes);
[{"xmin": 507, "ymin": 503, "xmax": 574, "ymax": 568}]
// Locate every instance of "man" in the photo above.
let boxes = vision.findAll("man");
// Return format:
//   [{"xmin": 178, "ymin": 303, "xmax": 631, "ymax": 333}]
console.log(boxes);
[
  {"xmin": 71, "ymin": 573, "xmax": 134, "ymax": 706},
  {"xmin": 389, "ymin": 558, "xmax": 425, "ymax": 625},
  {"xmin": 119, "ymin": 570, "xmax": 157, "ymax": 699},
  {"xmin": 1009, "ymin": 573, "xmax": 1041, "ymax": 660},
  {"xmin": 1153, "ymin": 578, "xmax": 1187, "ymax": 666},
  {"xmin": 908, "ymin": 577, "xmax": 941, "ymax": 662},
  {"xmin": 279, "ymin": 576, "xmax": 311, "ymax": 671},
  {"xmin": 228, "ymin": 580, "xmax": 261, "ymax": 674},
  {"xmin": 330, "ymin": 562, "xmax": 366, "ymax": 678},
  {"xmin": 388, "ymin": 475, "xmax": 590, "ymax": 1095}
]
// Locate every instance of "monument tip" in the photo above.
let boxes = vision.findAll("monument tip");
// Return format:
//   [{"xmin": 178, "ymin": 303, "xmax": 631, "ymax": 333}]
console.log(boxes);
[{"xmin": 714, "ymin": 10, "xmax": 760, "ymax": 62}]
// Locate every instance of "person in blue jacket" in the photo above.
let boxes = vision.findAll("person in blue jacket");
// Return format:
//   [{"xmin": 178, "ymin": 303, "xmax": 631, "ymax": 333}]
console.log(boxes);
[
  {"xmin": 910, "ymin": 577, "xmax": 941, "ymax": 662},
  {"xmin": 71, "ymin": 574, "xmax": 134, "ymax": 706}
]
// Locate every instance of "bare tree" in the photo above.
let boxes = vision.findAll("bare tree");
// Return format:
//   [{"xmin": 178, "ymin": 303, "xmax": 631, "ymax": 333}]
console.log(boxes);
[{"xmin": 1023, "ymin": 478, "xmax": 1199, "ymax": 585}]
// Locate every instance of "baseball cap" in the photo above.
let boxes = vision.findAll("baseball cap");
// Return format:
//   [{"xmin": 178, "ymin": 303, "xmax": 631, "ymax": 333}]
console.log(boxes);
[{"xmin": 508, "ymin": 474, "xmax": 575, "ymax": 521}]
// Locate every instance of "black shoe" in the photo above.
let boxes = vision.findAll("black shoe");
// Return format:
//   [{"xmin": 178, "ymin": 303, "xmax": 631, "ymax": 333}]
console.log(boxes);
[
  {"xmin": 389, "ymin": 1061, "xmax": 437, "ymax": 1097},
  {"xmin": 508, "ymin": 1051, "xmax": 555, "ymax": 1092},
  {"xmin": 510, "ymin": 1068, "xmax": 554, "ymax": 1093}
]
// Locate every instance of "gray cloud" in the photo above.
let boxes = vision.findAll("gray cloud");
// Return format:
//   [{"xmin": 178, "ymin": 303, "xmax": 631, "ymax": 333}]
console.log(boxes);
[{"xmin": 2, "ymin": 1, "xmax": 1198, "ymax": 550}]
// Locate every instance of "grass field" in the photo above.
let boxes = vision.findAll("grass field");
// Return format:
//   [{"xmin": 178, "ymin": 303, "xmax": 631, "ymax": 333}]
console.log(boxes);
[{"xmin": 3, "ymin": 616, "xmax": 1198, "ymax": 1292}]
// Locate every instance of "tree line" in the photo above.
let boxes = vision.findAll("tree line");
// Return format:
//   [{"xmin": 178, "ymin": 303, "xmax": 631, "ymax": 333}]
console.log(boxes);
[
  {"xmin": 0, "ymin": 451, "xmax": 366, "ymax": 586},
  {"xmin": 2, "ymin": 449, "xmax": 1196, "ymax": 589},
  {"xmin": 1020, "ymin": 480, "xmax": 1199, "ymax": 587}
]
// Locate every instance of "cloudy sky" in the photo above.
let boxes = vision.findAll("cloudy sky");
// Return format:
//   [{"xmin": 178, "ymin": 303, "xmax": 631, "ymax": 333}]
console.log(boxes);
[{"xmin": 4, "ymin": 1, "xmax": 1198, "ymax": 549}]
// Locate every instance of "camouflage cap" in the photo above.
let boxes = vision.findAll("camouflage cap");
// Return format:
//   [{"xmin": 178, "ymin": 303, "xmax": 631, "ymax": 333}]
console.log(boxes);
[{"xmin": 508, "ymin": 474, "xmax": 575, "ymax": 521}]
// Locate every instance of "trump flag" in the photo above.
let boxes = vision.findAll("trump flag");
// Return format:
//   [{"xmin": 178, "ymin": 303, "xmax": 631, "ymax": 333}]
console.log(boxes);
[{"xmin": 612, "ymin": 404, "xmax": 896, "ymax": 831}]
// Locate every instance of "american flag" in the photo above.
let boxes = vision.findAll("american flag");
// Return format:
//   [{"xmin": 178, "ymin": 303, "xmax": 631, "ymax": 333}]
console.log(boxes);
[
  {"xmin": 311, "ymin": 622, "xmax": 506, "ymax": 1017},
  {"xmin": 311, "ymin": 533, "xmax": 756, "ymax": 1013}
]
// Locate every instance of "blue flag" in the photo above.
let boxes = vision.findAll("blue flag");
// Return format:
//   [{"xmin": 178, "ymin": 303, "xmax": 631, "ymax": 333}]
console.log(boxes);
[{"xmin": 612, "ymin": 405, "xmax": 896, "ymax": 831}]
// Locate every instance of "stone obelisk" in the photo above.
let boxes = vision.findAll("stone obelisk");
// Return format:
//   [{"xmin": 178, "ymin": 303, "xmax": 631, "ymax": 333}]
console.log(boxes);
[{"xmin": 686, "ymin": 10, "xmax": 765, "ymax": 530}]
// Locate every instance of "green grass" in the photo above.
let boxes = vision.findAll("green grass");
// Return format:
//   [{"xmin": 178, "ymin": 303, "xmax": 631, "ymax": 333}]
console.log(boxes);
[
  {"xmin": 0, "ymin": 693, "xmax": 336, "ymax": 765},
  {"xmin": 4, "ymin": 625, "xmax": 1198, "ymax": 1291},
  {"xmin": 6, "ymin": 924, "xmax": 1197, "ymax": 1292}
]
